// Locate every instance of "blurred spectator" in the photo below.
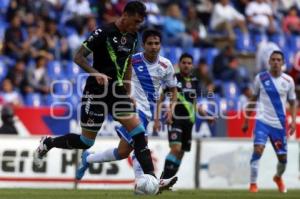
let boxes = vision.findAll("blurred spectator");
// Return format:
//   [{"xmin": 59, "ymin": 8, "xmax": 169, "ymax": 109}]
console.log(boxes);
[
  {"xmin": 290, "ymin": 51, "xmax": 300, "ymax": 103},
  {"xmin": 213, "ymin": 45, "xmax": 236, "ymax": 81},
  {"xmin": 282, "ymin": 6, "xmax": 300, "ymax": 35},
  {"xmin": 193, "ymin": 0, "xmax": 213, "ymax": 26},
  {"xmin": 6, "ymin": 59, "xmax": 27, "ymax": 92},
  {"xmin": 192, "ymin": 58, "xmax": 214, "ymax": 95},
  {"xmin": 68, "ymin": 24, "xmax": 87, "ymax": 55},
  {"xmin": 210, "ymin": 0, "xmax": 248, "ymax": 41},
  {"xmin": 3, "ymin": 14, "xmax": 30, "ymax": 60},
  {"xmin": 62, "ymin": 0, "xmax": 92, "ymax": 25},
  {"xmin": 95, "ymin": 0, "xmax": 120, "ymax": 24},
  {"xmin": 27, "ymin": 23, "xmax": 53, "ymax": 60},
  {"xmin": 255, "ymin": 40, "xmax": 280, "ymax": 72},
  {"xmin": 162, "ymin": 3, "xmax": 193, "ymax": 51},
  {"xmin": 0, "ymin": 105, "xmax": 18, "ymax": 135},
  {"xmin": 245, "ymin": 0, "xmax": 276, "ymax": 34},
  {"xmin": 232, "ymin": 0, "xmax": 250, "ymax": 15},
  {"xmin": 6, "ymin": 0, "xmax": 34, "ymax": 22},
  {"xmin": 45, "ymin": 18, "xmax": 70, "ymax": 60},
  {"xmin": 144, "ymin": 1, "xmax": 164, "ymax": 29},
  {"xmin": 185, "ymin": 4, "xmax": 212, "ymax": 47},
  {"xmin": 23, "ymin": 55, "xmax": 50, "ymax": 95},
  {"xmin": 0, "ymin": 78, "xmax": 23, "ymax": 106}
]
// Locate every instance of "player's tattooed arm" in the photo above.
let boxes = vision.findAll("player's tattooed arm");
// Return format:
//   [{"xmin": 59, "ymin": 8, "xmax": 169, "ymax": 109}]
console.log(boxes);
[{"xmin": 74, "ymin": 45, "xmax": 111, "ymax": 85}]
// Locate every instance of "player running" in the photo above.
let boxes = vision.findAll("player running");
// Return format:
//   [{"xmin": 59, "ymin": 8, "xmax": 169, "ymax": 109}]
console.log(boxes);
[
  {"xmin": 33, "ymin": 1, "xmax": 158, "ymax": 180},
  {"xmin": 242, "ymin": 50, "xmax": 297, "ymax": 193},
  {"xmin": 75, "ymin": 29, "xmax": 178, "ymax": 191},
  {"xmin": 158, "ymin": 53, "xmax": 214, "ymax": 181}
]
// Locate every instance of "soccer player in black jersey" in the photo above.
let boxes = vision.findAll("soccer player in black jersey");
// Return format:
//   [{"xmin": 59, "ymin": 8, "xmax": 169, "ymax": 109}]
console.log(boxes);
[
  {"xmin": 157, "ymin": 53, "xmax": 214, "ymax": 180},
  {"xmin": 33, "ymin": 1, "xmax": 156, "ymax": 178}
]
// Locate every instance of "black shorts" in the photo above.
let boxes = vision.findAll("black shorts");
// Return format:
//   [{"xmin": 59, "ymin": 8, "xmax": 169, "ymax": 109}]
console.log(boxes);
[
  {"xmin": 168, "ymin": 118, "xmax": 193, "ymax": 151},
  {"xmin": 80, "ymin": 83, "xmax": 135, "ymax": 132}
]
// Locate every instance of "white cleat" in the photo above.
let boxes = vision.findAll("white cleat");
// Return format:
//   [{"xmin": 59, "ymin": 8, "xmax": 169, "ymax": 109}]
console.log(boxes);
[
  {"xmin": 33, "ymin": 136, "xmax": 50, "ymax": 168},
  {"xmin": 158, "ymin": 176, "xmax": 178, "ymax": 193}
]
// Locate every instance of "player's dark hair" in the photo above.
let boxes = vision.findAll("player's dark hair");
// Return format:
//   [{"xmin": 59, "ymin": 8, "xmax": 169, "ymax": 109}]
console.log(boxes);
[
  {"xmin": 270, "ymin": 50, "xmax": 285, "ymax": 60},
  {"xmin": 142, "ymin": 29, "xmax": 161, "ymax": 43},
  {"xmin": 179, "ymin": 53, "xmax": 193, "ymax": 62},
  {"xmin": 123, "ymin": 1, "xmax": 147, "ymax": 17}
]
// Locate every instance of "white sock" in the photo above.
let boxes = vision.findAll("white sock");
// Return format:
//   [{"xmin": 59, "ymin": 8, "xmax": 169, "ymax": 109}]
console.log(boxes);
[
  {"xmin": 87, "ymin": 148, "xmax": 120, "ymax": 163},
  {"xmin": 276, "ymin": 162, "xmax": 286, "ymax": 177},
  {"xmin": 250, "ymin": 159, "xmax": 260, "ymax": 184},
  {"xmin": 132, "ymin": 153, "xmax": 144, "ymax": 178}
]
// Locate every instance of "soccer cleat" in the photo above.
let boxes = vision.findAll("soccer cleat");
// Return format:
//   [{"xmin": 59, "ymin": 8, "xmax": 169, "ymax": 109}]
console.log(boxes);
[
  {"xmin": 273, "ymin": 176, "xmax": 287, "ymax": 193},
  {"xmin": 76, "ymin": 150, "xmax": 91, "ymax": 180},
  {"xmin": 158, "ymin": 176, "xmax": 178, "ymax": 193},
  {"xmin": 33, "ymin": 136, "xmax": 50, "ymax": 168},
  {"xmin": 249, "ymin": 183, "xmax": 258, "ymax": 193}
]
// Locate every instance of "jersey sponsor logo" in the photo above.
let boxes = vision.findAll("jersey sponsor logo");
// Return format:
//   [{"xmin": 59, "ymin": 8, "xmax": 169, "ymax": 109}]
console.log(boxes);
[
  {"xmin": 137, "ymin": 65, "xmax": 144, "ymax": 72},
  {"xmin": 264, "ymin": 80, "xmax": 270, "ymax": 86}
]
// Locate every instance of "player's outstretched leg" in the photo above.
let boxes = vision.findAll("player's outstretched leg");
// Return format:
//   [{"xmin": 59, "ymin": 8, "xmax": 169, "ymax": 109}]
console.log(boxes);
[
  {"xmin": 33, "ymin": 133, "xmax": 95, "ymax": 168},
  {"xmin": 75, "ymin": 148, "xmax": 123, "ymax": 180}
]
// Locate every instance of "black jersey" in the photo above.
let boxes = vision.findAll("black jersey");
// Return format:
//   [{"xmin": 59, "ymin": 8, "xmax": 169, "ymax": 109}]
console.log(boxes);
[
  {"xmin": 83, "ymin": 23, "xmax": 138, "ymax": 87},
  {"xmin": 166, "ymin": 73, "xmax": 200, "ymax": 123}
]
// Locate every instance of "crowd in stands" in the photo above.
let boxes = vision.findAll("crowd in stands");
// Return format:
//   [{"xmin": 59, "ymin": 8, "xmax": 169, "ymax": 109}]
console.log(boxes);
[{"xmin": 0, "ymin": 0, "xmax": 300, "ymax": 112}]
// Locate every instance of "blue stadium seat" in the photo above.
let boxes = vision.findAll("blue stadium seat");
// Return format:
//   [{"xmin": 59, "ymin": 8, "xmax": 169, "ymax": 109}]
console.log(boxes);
[
  {"xmin": 269, "ymin": 33, "xmax": 286, "ymax": 49},
  {"xmin": 25, "ymin": 93, "xmax": 43, "ymax": 107},
  {"xmin": 188, "ymin": 48, "xmax": 201, "ymax": 65},
  {"xmin": 222, "ymin": 82, "xmax": 240, "ymax": 99},
  {"xmin": 44, "ymin": 94, "xmax": 60, "ymax": 106},
  {"xmin": 163, "ymin": 47, "xmax": 183, "ymax": 65},
  {"xmin": 52, "ymin": 80, "xmax": 73, "ymax": 97},
  {"xmin": 47, "ymin": 60, "xmax": 65, "ymax": 80},
  {"xmin": 65, "ymin": 61, "xmax": 83, "ymax": 82},
  {"xmin": 0, "ymin": 59, "xmax": 8, "ymax": 83},
  {"xmin": 287, "ymin": 34, "xmax": 300, "ymax": 52},
  {"xmin": 202, "ymin": 48, "xmax": 219, "ymax": 67}
]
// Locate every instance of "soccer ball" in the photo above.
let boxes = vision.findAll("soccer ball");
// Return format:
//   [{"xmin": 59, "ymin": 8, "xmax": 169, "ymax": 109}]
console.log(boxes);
[{"xmin": 134, "ymin": 174, "xmax": 159, "ymax": 195}]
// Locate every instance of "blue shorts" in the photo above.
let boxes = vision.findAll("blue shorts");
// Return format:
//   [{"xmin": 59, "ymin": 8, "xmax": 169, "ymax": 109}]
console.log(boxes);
[
  {"xmin": 116, "ymin": 110, "xmax": 149, "ymax": 146},
  {"xmin": 254, "ymin": 120, "xmax": 287, "ymax": 155}
]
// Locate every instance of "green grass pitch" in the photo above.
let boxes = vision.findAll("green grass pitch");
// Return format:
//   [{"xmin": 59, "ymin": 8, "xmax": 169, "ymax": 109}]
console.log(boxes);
[{"xmin": 0, "ymin": 189, "xmax": 300, "ymax": 199}]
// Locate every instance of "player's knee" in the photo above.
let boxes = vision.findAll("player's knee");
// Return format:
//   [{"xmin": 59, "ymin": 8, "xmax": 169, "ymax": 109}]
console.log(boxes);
[
  {"xmin": 278, "ymin": 155, "xmax": 287, "ymax": 164},
  {"xmin": 254, "ymin": 145, "xmax": 264, "ymax": 155},
  {"xmin": 80, "ymin": 135, "xmax": 95, "ymax": 149}
]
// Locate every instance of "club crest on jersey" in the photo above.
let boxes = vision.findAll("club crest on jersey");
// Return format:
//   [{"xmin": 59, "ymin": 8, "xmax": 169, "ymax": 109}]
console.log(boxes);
[
  {"xmin": 121, "ymin": 36, "xmax": 127, "ymax": 45},
  {"xmin": 186, "ymin": 82, "xmax": 192, "ymax": 88}
]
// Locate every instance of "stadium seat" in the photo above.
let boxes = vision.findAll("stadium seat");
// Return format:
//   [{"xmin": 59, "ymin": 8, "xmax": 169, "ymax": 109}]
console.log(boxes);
[
  {"xmin": 25, "ymin": 93, "xmax": 43, "ymax": 107},
  {"xmin": 65, "ymin": 61, "xmax": 83, "ymax": 82},
  {"xmin": 47, "ymin": 60, "xmax": 65, "ymax": 80},
  {"xmin": 52, "ymin": 79, "xmax": 73, "ymax": 97},
  {"xmin": 269, "ymin": 33, "xmax": 286, "ymax": 49},
  {"xmin": 163, "ymin": 46, "xmax": 183, "ymax": 65},
  {"xmin": 0, "ymin": 59, "xmax": 8, "ymax": 83},
  {"xmin": 202, "ymin": 48, "xmax": 219, "ymax": 67},
  {"xmin": 222, "ymin": 82, "xmax": 240, "ymax": 99}
]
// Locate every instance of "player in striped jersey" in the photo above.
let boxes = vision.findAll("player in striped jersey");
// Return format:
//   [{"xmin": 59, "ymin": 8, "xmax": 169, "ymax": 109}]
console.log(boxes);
[{"xmin": 242, "ymin": 51, "xmax": 297, "ymax": 193}]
